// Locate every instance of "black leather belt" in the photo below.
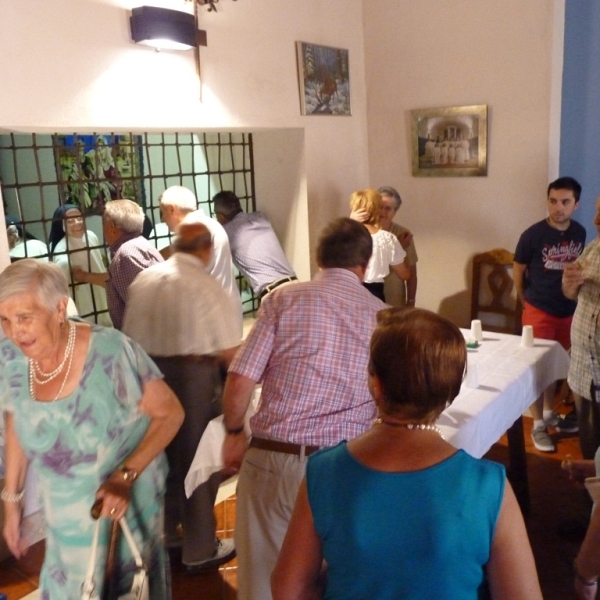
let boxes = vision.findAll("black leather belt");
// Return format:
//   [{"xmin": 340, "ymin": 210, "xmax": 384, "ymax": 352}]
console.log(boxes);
[
  {"xmin": 249, "ymin": 436, "xmax": 320, "ymax": 456},
  {"xmin": 259, "ymin": 276, "xmax": 298, "ymax": 299}
]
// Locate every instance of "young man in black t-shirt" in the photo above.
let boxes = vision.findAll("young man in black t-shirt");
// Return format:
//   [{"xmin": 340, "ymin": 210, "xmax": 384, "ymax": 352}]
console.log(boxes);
[{"xmin": 514, "ymin": 176, "xmax": 586, "ymax": 452}]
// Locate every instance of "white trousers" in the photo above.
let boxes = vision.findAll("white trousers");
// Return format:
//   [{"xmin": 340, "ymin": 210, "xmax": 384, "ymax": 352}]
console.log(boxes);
[{"xmin": 235, "ymin": 447, "xmax": 308, "ymax": 600}]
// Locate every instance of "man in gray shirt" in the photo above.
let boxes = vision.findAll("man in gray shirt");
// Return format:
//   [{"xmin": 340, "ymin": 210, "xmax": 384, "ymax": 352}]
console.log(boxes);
[{"xmin": 213, "ymin": 191, "xmax": 297, "ymax": 298}]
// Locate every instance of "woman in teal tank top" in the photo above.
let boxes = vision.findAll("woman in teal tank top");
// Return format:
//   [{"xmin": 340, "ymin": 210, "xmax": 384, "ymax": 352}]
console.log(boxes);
[{"xmin": 273, "ymin": 307, "xmax": 542, "ymax": 600}]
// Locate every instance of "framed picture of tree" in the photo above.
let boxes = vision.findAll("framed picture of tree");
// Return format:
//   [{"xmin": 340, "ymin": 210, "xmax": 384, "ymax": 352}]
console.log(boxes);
[{"xmin": 296, "ymin": 42, "xmax": 351, "ymax": 116}]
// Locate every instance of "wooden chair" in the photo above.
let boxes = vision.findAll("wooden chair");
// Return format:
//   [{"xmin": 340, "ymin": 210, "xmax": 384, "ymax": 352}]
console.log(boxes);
[{"xmin": 470, "ymin": 248, "xmax": 523, "ymax": 335}]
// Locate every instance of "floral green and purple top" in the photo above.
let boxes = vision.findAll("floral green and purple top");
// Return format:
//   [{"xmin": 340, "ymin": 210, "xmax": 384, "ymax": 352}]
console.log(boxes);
[{"xmin": 0, "ymin": 322, "xmax": 170, "ymax": 600}]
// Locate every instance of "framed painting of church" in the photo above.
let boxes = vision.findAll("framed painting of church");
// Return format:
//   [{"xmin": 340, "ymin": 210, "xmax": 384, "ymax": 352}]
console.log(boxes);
[{"xmin": 411, "ymin": 105, "xmax": 488, "ymax": 177}]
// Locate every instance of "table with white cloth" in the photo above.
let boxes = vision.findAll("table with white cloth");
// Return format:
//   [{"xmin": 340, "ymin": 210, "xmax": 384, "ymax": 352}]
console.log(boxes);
[
  {"xmin": 436, "ymin": 329, "xmax": 570, "ymax": 511},
  {"xmin": 186, "ymin": 329, "xmax": 570, "ymax": 512}
]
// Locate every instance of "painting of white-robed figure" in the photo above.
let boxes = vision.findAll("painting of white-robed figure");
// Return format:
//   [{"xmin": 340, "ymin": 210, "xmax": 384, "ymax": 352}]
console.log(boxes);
[{"xmin": 411, "ymin": 105, "xmax": 488, "ymax": 177}]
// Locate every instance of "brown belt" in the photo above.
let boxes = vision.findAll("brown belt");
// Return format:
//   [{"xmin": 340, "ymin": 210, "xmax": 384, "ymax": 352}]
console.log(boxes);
[
  {"xmin": 249, "ymin": 436, "xmax": 320, "ymax": 457},
  {"xmin": 158, "ymin": 354, "xmax": 218, "ymax": 364}
]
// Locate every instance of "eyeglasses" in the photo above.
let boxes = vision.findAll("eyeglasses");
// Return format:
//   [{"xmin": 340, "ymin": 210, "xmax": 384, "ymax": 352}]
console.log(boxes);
[{"xmin": 65, "ymin": 216, "xmax": 84, "ymax": 224}]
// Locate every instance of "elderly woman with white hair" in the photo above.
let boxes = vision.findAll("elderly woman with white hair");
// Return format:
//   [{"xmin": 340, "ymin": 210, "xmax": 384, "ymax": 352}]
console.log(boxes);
[{"xmin": 0, "ymin": 259, "xmax": 183, "ymax": 599}]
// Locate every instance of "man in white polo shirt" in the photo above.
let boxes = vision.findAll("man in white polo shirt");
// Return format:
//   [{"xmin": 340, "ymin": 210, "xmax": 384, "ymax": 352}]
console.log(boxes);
[
  {"xmin": 157, "ymin": 185, "xmax": 243, "ymax": 334},
  {"xmin": 123, "ymin": 220, "xmax": 241, "ymax": 572}
]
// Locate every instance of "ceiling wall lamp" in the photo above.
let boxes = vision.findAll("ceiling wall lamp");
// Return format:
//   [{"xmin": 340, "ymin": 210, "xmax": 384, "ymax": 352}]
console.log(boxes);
[
  {"xmin": 185, "ymin": 0, "xmax": 237, "ymax": 13},
  {"xmin": 130, "ymin": 6, "xmax": 207, "ymax": 51}
]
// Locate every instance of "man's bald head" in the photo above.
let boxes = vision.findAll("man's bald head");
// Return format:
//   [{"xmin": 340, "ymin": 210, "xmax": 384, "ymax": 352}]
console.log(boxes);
[{"xmin": 173, "ymin": 221, "xmax": 213, "ymax": 265}]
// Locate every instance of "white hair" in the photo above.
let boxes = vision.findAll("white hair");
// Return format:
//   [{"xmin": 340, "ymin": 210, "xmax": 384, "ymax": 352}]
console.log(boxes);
[
  {"xmin": 0, "ymin": 259, "xmax": 68, "ymax": 312},
  {"xmin": 104, "ymin": 199, "xmax": 144, "ymax": 234},
  {"xmin": 159, "ymin": 186, "xmax": 197, "ymax": 212}
]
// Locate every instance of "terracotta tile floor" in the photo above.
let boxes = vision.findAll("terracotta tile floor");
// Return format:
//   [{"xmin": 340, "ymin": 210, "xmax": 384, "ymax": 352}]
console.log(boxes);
[{"xmin": 0, "ymin": 406, "xmax": 591, "ymax": 600}]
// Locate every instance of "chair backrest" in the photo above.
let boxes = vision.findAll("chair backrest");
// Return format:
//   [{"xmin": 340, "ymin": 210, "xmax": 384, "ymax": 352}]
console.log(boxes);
[{"xmin": 470, "ymin": 248, "xmax": 523, "ymax": 335}]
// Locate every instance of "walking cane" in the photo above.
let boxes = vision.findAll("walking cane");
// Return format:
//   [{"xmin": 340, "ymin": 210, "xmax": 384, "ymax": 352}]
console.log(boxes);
[{"xmin": 91, "ymin": 499, "xmax": 121, "ymax": 600}]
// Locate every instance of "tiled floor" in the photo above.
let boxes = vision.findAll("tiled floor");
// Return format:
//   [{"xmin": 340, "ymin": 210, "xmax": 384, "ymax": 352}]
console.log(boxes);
[{"xmin": 0, "ymin": 408, "xmax": 591, "ymax": 600}]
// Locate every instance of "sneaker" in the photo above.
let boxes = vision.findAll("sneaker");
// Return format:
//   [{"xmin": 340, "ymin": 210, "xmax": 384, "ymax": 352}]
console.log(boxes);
[
  {"xmin": 544, "ymin": 411, "xmax": 562, "ymax": 428},
  {"xmin": 531, "ymin": 426, "xmax": 555, "ymax": 452},
  {"xmin": 556, "ymin": 408, "xmax": 579, "ymax": 433},
  {"xmin": 184, "ymin": 538, "xmax": 236, "ymax": 573}
]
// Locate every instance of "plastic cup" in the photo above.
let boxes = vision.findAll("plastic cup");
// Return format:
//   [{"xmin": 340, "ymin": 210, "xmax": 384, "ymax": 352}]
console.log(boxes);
[
  {"xmin": 521, "ymin": 325, "xmax": 534, "ymax": 348},
  {"xmin": 470, "ymin": 319, "xmax": 483, "ymax": 342}
]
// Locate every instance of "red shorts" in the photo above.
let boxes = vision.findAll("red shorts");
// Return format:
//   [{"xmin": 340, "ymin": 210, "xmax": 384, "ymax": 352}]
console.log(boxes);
[{"xmin": 522, "ymin": 301, "xmax": 572, "ymax": 350}]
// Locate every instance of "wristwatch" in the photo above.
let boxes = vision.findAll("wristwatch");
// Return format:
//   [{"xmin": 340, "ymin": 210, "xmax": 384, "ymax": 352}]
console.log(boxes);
[{"xmin": 118, "ymin": 466, "xmax": 139, "ymax": 483}]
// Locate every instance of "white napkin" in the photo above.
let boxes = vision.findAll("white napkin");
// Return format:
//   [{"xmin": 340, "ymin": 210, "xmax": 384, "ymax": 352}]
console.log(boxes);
[{"xmin": 184, "ymin": 387, "xmax": 259, "ymax": 498}]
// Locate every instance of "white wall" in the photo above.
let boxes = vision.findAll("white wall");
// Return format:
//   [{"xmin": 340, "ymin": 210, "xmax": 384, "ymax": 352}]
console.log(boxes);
[
  {"xmin": 0, "ymin": 0, "xmax": 370, "ymax": 276},
  {"xmin": 253, "ymin": 129, "xmax": 311, "ymax": 281},
  {"xmin": 0, "ymin": 0, "xmax": 568, "ymax": 319},
  {"xmin": 363, "ymin": 0, "xmax": 561, "ymax": 325}
]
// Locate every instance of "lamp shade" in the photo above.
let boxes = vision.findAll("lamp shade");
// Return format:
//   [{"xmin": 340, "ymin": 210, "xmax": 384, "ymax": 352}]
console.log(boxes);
[{"xmin": 130, "ymin": 6, "xmax": 197, "ymax": 50}]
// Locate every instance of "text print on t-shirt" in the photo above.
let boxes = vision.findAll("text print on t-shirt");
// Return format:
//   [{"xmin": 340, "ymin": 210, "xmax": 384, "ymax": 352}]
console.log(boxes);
[{"xmin": 542, "ymin": 240, "xmax": 584, "ymax": 271}]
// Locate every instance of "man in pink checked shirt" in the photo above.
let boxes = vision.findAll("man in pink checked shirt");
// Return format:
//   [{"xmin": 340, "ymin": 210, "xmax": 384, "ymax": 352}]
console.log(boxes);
[{"xmin": 222, "ymin": 218, "xmax": 387, "ymax": 600}]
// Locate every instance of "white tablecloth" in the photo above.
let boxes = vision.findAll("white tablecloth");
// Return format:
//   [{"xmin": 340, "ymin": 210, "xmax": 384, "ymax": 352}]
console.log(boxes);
[
  {"xmin": 185, "ymin": 329, "xmax": 571, "ymax": 497},
  {"xmin": 437, "ymin": 330, "xmax": 570, "ymax": 458},
  {"xmin": 185, "ymin": 387, "xmax": 259, "ymax": 499}
]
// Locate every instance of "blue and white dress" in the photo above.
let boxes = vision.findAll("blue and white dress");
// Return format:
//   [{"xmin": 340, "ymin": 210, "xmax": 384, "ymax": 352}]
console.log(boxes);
[{"xmin": 0, "ymin": 323, "xmax": 170, "ymax": 599}]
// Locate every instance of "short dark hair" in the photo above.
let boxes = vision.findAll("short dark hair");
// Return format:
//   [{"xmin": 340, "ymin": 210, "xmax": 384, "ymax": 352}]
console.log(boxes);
[
  {"xmin": 370, "ymin": 308, "xmax": 466, "ymax": 421},
  {"xmin": 547, "ymin": 177, "xmax": 582, "ymax": 202},
  {"xmin": 212, "ymin": 191, "xmax": 243, "ymax": 221},
  {"xmin": 316, "ymin": 218, "xmax": 373, "ymax": 269}
]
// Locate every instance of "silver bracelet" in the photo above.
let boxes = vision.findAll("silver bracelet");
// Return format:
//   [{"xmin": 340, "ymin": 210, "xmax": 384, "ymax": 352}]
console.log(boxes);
[{"xmin": 1, "ymin": 487, "xmax": 25, "ymax": 503}]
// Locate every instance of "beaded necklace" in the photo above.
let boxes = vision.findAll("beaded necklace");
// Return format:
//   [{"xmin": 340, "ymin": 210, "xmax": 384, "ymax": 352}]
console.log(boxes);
[
  {"xmin": 374, "ymin": 417, "xmax": 445, "ymax": 440},
  {"xmin": 29, "ymin": 322, "xmax": 77, "ymax": 402},
  {"xmin": 30, "ymin": 321, "xmax": 76, "ymax": 384}
]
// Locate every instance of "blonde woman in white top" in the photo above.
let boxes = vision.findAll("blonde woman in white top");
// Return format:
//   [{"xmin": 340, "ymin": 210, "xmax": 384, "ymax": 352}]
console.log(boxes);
[{"xmin": 350, "ymin": 189, "xmax": 409, "ymax": 301}]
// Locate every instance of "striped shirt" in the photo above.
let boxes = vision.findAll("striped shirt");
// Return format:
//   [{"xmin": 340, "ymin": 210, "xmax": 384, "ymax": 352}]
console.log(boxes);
[
  {"xmin": 106, "ymin": 233, "xmax": 163, "ymax": 330},
  {"xmin": 229, "ymin": 268, "xmax": 387, "ymax": 446},
  {"xmin": 223, "ymin": 211, "xmax": 296, "ymax": 294},
  {"xmin": 568, "ymin": 237, "xmax": 600, "ymax": 399},
  {"xmin": 122, "ymin": 252, "xmax": 241, "ymax": 356}
]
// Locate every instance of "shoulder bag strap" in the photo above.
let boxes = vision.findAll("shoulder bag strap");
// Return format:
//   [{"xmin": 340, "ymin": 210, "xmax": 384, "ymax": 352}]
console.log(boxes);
[
  {"xmin": 119, "ymin": 517, "xmax": 144, "ymax": 569},
  {"xmin": 81, "ymin": 518, "xmax": 102, "ymax": 599}
]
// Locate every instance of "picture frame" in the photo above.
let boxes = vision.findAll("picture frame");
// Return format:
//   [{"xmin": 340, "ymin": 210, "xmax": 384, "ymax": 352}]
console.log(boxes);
[
  {"xmin": 296, "ymin": 41, "xmax": 351, "ymax": 116},
  {"xmin": 55, "ymin": 134, "xmax": 145, "ymax": 215},
  {"xmin": 410, "ymin": 105, "xmax": 488, "ymax": 177}
]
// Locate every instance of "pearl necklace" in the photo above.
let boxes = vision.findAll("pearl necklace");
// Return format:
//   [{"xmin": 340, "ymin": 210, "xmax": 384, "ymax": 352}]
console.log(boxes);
[
  {"xmin": 29, "ymin": 323, "xmax": 77, "ymax": 402},
  {"xmin": 30, "ymin": 322, "xmax": 76, "ymax": 384},
  {"xmin": 374, "ymin": 417, "xmax": 445, "ymax": 440}
]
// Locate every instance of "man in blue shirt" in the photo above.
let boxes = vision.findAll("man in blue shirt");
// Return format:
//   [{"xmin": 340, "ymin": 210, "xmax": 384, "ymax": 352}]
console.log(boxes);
[
  {"xmin": 514, "ymin": 176, "xmax": 586, "ymax": 452},
  {"xmin": 213, "ymin": 191, "xmax": 297, "ymax": 298}
]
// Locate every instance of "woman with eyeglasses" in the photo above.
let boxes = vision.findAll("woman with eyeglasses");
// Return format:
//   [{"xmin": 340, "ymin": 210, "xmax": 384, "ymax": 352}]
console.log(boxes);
[{"xmin": 49, "ymin": 204, "xmax": 112, "ymax": 326}]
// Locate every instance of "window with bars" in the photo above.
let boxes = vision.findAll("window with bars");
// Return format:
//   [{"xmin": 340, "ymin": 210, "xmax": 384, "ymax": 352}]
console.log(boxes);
[{"xmin": 0, "ymin": 132, "xmax": 259, "ymax": 322}]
